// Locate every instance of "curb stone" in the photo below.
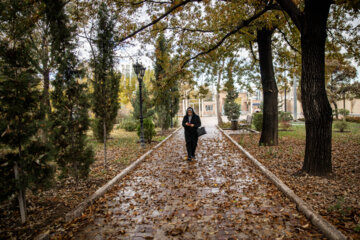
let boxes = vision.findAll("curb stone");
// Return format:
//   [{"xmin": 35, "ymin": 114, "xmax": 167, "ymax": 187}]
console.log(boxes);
[
  {"xmin": 35, "ymin": 127, "xmax": 181, "ymax": 240},
  {"xmin": 245, "ymin": 128, "xmax": 260, "ymax": 133},
  {"xmin": 217, "ymin": 125, "xmax": 347, "ymax": 240}
]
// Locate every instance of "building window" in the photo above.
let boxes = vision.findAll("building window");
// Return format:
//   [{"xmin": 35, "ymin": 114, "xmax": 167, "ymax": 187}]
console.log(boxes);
[{"xmin": 206, "ymin": 105, "xmax": 213, "ymax": 111}]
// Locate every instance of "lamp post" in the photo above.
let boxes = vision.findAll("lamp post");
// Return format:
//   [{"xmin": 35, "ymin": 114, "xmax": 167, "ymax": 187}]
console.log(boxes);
[
  {"xmin": 133, "ymin": 62, "xmax": 146, "ymax": 148},
  {"xmin": 170, "ymin": 88, "xmax": 173, "ymax": 128}
]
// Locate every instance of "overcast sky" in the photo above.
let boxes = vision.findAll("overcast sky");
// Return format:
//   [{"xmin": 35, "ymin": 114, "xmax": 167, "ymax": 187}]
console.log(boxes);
[{"xmin": 77, "ymin": 7, "xmax": 360, "ymax": 85}]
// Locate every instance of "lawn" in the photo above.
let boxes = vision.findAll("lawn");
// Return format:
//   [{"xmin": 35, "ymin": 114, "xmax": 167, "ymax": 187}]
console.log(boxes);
[
  {"xmin": 228, "ymin": 121, "xmax": 360, "ymax": 239},
  {"xmin": 277, "ymin": 121, "xmax": 360, "ymax": 142}
]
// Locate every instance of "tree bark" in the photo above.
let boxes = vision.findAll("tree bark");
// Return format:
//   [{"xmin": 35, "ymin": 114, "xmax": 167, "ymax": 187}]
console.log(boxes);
[
  {"xmin": 333, "ymin": 101, "xmax": 338, "ymax": 119},
  {"xmin": 300, "ymin": 0, "xmax": 333, "ymax": 175},
  {"xmin": 42, "ymin": 69, "xmax": 51, "ymax": 113},
  {"xmin": 103, "ymin": 120, "xmax": 107, "ymax": 169},
  {"xmin": 216, "ymin": 63, "xmax": 224, "ymax": 125},
  {"xmin": 277, "ymin": 0, "xmax": 333, "ymax": 175},
  {"xmin": 39, "ymin": 69, "xmax": 51, "ymax": 143},
  {"xmin": 284, "ymin": 83, "xmax": 287, "ymax": 112},
  {"xmin": 15, "ymin": 146, "xmax": 26, "ymax": 224},
  {"xmin": 257, "ymin": 28, "xmax": 278, "ymax": 146},
  {"xmin": 343, "ymin": 92, "xmax": 346, "ymax": 120}
]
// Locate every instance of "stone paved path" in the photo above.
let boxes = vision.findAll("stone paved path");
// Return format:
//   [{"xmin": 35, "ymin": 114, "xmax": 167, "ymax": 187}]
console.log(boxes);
[{"xmin": 69, "ymin": 119, "xmax": 322, "ymax": 239}]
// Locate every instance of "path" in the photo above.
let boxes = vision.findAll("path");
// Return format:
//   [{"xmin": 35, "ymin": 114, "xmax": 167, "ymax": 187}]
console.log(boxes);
[{"xmin": 68, "ymin": 118, "xmax": 321, "ymax": 239}]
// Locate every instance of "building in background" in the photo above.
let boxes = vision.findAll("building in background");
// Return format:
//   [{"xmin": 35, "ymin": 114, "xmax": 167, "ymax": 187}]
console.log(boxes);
[{"xmin": 177, "ymin": 90, "xmax": 262, "ymax": 117}]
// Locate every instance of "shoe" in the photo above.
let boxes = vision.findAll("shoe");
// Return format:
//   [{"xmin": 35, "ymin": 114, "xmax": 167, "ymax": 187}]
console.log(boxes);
[
  {"xmin": 192, "ymin": 155, "xmax": 196, "ymax": 160},
  {"xmin": 187, "ymin": 156, "xmax": 192, "ymax": 161}
]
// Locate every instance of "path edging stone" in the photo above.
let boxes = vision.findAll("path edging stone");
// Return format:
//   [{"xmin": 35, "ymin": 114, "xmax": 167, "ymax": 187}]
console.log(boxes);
[
  {"xmin": 35, "ymin": 127, "xmax": 181, "ymax": 240},
  {"xmin": 245, "ymin": 127, "xmax": 260, "ymax": 134},
  {"xmin": 217, "ymin": 125, "xmax": 347, "ymax": 240}
]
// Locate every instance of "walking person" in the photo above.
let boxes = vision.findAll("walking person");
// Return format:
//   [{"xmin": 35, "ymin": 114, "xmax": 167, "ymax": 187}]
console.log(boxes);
[{"xmin": 182, "ymin": 107, "xmax": 201, "ymax": 161}]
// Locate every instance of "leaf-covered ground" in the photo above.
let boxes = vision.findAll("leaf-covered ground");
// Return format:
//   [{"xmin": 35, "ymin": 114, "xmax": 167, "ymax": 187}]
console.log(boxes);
[
  {"xmin": 51, "ymin": 124, "xmax": 324, "ymax": 239},
  {"xmin": 0, "ymin": 127, "xmax": 174, "ymax": 240},
  {"xmin": 229, "ymin": 122, "xmax": 360, "ymax": 239}
]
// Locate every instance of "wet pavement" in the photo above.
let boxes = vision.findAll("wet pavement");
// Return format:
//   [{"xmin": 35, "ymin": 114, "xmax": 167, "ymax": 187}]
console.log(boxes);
[{"xmin": 69, "ymin": 118, "xmax": 322, "ymax": 239}]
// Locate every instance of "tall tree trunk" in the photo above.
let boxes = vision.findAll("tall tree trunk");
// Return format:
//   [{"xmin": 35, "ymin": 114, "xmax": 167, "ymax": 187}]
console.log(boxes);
[
  {"xmin": 301, "ymin": 0, "xmax": 333, "ymax": 175},
  {"xmin": 42, "ymin": 69, "xmax": 51, "ymax": 113},
  {"xmin": 284, "ymin": 83, "xmax": 287, "ymax": 112},
  {"xmin": 257, "ymin": 28, "xmax": 278, "ymax": 146},
  {"xmin": 343, "ymin": 93, "xmax": 346, "ymax": 120},
  {"xmin": 216, "ymin": 64, "xmax": 224, "ymax": 125},
  {"xmin": 333, "ymin": 101, "xmax": 339, "ymax": 119},
  {"xmin": 103, "ymin": 120, "xmax": 107, "ymax": 169},
  {"xmin": 15, "ymin": 146, "xmax": 26, "ymax": 223},
  {"xmin": 39, "ymin": 69, "xmax": 51, "ymax": 143}
]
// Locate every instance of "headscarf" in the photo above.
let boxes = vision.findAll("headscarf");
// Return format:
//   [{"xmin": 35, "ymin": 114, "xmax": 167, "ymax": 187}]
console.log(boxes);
[{"xmin": 186, "ymin": 107, "xmax": 196, "ymax": 116}]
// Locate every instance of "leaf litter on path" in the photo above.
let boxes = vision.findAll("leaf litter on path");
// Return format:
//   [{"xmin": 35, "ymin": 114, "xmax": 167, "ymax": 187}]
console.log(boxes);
[
  {"xmin": 54, "ymin": 126, "xmax": 324, "ymax": 239},
  {"xmin": 231, "ymin": 132, "xmax": 360, "ymax": 239}
]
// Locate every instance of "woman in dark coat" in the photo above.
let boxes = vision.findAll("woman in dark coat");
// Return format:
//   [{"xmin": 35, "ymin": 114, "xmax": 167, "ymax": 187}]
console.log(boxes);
[{"xmin": 182, "ymin": 107, "xmax": 201, "ymax": 161}]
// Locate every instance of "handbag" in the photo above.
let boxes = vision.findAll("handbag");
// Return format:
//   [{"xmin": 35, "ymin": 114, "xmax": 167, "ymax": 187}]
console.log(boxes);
[{"xmin": 197, "ymin": 127, "xmax": 206, "ymax": 137}]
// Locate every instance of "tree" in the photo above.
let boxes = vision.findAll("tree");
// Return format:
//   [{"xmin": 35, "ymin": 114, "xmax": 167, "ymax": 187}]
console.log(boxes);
[
  {"xmin": 28, "ymin": 18, "xmax": 55, "ymax": 116},
  {"xmin": 131, "ymin": 80, "xmax": 154, "ymax": 119},
  {"xmin": 326, "ymin": 58, "xmax": 357, "ymax": 119},
  {"xmin": 224, "ymin": 59, "xmax": 240, "ymax": 125},
  {"xmin": 137, "ymin": 118, "xmax": 156, "ymax": 143},
  {"xmin": 257, "ymin": 27, "xmax": 279, "ymax": 146},
  {"xmin": 167, "ymin": 58, "xmax": 181, "ymax": 128},
  {"xmin": 169, "ymin": 83, "xmax": 180, "ymax": 128},
  {"xmin": 0, "ymin": 0, "xmax": 54, "ymax": 223},
  {"xmin": 44, "ymin": 0, "xmax": 94, "ymax": 181},
  {"xmin": 153, "ymin": 33, "xmax": 173, "ymax": 131},
  {"xmin": 276, "ymin": 0, "xmax": 359, "ymax": 175},
  {"xmin": 65, "ymin": 0, "xmax": 359, "ymax": 176},
  {"xmin": 91, "ymin": 3, "xmax": 120, "ymax": 168},
  {"xmin": 196, "ymin": 48, "xmax": 228, "ymax": 126},
  {"xmin": 350, "ymin": 82, "xmax": 360, "ymax": 99},
  {"xmin": 119, "ymin": 74, "xmax": 137, "ymax": 105}
]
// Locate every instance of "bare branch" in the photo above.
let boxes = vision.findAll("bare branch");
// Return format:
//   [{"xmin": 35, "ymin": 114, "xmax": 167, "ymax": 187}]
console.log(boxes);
[
  {"xmin": 115, "ymin": 0, "xmax": 172, "ymax": 5},
  {"xmin": 276, "ymin": 27, "xmax": 299, "ymax": 53},
  {"xmin": 82, "ymin": 21, "xmax": 96, "ymax": 60},
  {"xmin": 151, "ymin": 26, "xmax": 218, "ymax": 33},
  {"xmin": 118, "ymin": 0, "xmax": 196, "ymax": 43},
  {"xmin": 249, "ymin": 41, "xmax": 259, "ymax": 62},
  {"xmin": 276, "ymin": 0, "xmax": 302, "ymax": 30},
  {"xmin": 181, "ymin": 4, "xmax": 275, "ymax": 67}
]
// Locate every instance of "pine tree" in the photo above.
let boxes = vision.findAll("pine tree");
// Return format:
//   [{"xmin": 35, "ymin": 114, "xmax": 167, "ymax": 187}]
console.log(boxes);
[
  {"xmin": 169, "ymin": 84, "xmax": 180, "ymax": 128},
  {"xmin": 224, "ymin": 86, "xmax": 240, "ymax": 122},
  {"xmin": 0, "ymin": 0, "xmax": 54, "ymax": 223},
  {"xmin": 44, "ymin": 0, "xmax": 94, "ymax": 181},
  {"xmin": 131, "ymin": 80, "xmax": 154, "ymax": 120},
  {"xmin": 91, "ymin": 3, "xmax": 120, "ymax": 168},
  {"xmin": 224, "ymin": 60, "xmax": 240, "ymax": 123},
  {"xmin": 153, "ymin": 33, "xmax": 178, "ymax": 130}
]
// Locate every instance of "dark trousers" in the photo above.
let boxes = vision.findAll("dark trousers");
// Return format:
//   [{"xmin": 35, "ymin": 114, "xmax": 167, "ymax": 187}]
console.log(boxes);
[{"xmin": 185, "ymin": 133, "xmax": 198, "ymax": 157}]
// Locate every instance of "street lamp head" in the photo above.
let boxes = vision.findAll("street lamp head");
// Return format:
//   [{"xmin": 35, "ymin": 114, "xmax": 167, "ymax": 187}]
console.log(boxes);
[
  {"xmin": 133, "ymin": 61, "xmax": 142, "ymax": 76},
  {"xmin": 139, "ymin": 65, "xmax": 146, "ymax": 79}
]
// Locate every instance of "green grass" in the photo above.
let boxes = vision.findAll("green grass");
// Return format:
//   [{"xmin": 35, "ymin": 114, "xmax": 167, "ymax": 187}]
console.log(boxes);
[
  {"xmin": 87, "ymin": 128, "xmax": 139, "ymax": 151},
  {"xmin": 277, "ymin": 121, "xmax": 360, "ymax": 143},
  {"xmin": 115, "ymin": 156, "xmax": 131, "ymax": 164},
  {"xmin": 87, "ymin": 126, "xmax": 173, "ymax": 151},
  {"xmin": 278, "ymin": 125, "xmax": 306, "ymax": 140},
  {"xmin": 154, "ymin": 136, "xmax": 167, "ymax": 142}
]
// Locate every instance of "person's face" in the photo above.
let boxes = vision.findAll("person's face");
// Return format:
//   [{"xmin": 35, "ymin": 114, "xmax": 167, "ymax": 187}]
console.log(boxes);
[{"xmin": 187, "ymin": 110, "xmax": 193, "ymax": 116}]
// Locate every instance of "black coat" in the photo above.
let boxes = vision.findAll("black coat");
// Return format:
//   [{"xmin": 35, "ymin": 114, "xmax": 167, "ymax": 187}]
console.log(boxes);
[{"xmin": 182, "ymin": 114, "xmax": 201, "ymax": 138}]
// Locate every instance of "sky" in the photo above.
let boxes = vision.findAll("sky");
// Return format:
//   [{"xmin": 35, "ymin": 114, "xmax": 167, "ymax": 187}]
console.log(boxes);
[{"xmin": 77, "ymin": 4, "xmax": 360, "ymax": 86}]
